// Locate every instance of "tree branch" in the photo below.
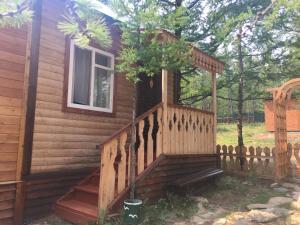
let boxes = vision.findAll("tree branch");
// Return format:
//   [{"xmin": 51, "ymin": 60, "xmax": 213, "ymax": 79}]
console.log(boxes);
[
  {"xmin": 0, "ymin": 0, "xmax": 31, "ymax": 19},
  {"xmin": 159, "ymin": 0, "xmax": 176, "ymax": 6},
  {"xmin": 242, "ymin": 0, "xmax": 278, "ymax": 37},
  {"xmin": 188, "ymin": 0, "xmax": 201, "ymax": 9}
]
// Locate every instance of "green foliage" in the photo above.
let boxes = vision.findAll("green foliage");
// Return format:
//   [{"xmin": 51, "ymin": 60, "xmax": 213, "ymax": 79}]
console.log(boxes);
[
  {"xmin": 0, "ymin": 0, "xmax": 112, "ymax": 49},
  {"xmin": 97, "ymin": 193, "xmax": 197, "ymax": 225},
  {"xmin": 110, "ymin": 0, "xmax": 193, "ymax": 83},
  {"xmin": 0, "ymin": 0, "xmax": 33, "ymax": 28},
  {"xmin": 58, "ymin": 0, "xmax": 112, "ymax": 48}
]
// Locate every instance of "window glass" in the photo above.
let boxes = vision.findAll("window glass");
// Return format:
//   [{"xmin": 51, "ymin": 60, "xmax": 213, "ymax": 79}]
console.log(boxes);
[
  {"xmin": 68, "ymin": 41, "xmax": 114, "ymax": 112},
  {"xmin": 95, "ymin": 53, "xmax": 111, "ymax": 68},
  {"xmin": 94, "ymin": 68, "xmax": 111, "ymax": 108},
  {"xmin": 73, "ymin": 46, "xmax": 92, "ymax": 105}
]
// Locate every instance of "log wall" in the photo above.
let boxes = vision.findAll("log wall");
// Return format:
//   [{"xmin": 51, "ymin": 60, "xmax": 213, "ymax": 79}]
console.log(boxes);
[
  {"xmin": 23, "ymin": 170, "xmax": 90, "ymax": 221},
  {"xmin": 0, "ymin": 26, "xmax": 29, "ymax": 225},
  {"xmin": 31, "ymin": 0, "xmax": 134, "ymax": 174}
]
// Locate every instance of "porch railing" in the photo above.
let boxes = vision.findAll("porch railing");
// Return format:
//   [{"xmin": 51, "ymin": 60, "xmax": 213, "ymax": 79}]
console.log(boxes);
[
  {"xmin": 98, "ymin": 102, "xmax": 215, "ymax": 211},
  {"xmin": 98, "ymin": 69, "xmax": 217, "ymax": 212},
  {"xmin": 164, "ymin": 104, "xmax": 215, "ymax": 155},
  {"xmin": 98, "ymin": 103, "xmax": 163, "ymax": 210}
]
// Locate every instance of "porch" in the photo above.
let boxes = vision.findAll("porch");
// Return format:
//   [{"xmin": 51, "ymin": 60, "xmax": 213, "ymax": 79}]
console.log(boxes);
[{"xmin": 54, "ymin": 31, "xmax": 225, "ymax": 224}]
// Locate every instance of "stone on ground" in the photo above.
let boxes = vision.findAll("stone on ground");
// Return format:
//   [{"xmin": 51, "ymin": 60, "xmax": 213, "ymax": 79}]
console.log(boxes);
[
  {"xmin": 291, "ymin": 201, "xmax": 300, "ymax": 210},
  {"xmin": 232, "ymin": 219, "xmax": 254, "ymax": 225},
  {"xmin": 191, "ymin": 196, "xmax": 209, "ymax": 205},
  {"xmin": 212, "ymin": 218, "xmax": 227, "ymax": 225},
  {"xmin": 292, "ymin": 191, "xmax": 300, "ymax": 201},
  {"xmin": 282, "ymin": 183, "xmax": 300, "ymax": 191},
  {"xmin": 271, "ymin": 183, "xmax": 279, "ymax": 188},
  {"xmin": 274, "ymin": 187, "xmax": 289, "ymax": 193},
  {"xmin": 286, "ymin": 212, "xmax": 300, "ymax": 225},
  {"xmin": 268, "ymin": 196, "xmax": 293, "ymax": 206},
  {"xmin": 190, "ymin": 215, "xmax": 209, "ymax": 224},
  {"xmin": 247, "ymin": 209, "xmax": 278, "ymax": 223},
  {"xmin": 263, "ymin": 207, "xmax": 292, "ymax": 217},
  {"xmin": 246, "ymin": 203, "xmax": 272, "ymax": 210}
]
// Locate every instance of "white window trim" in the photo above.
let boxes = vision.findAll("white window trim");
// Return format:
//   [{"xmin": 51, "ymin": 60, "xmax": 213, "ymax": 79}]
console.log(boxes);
[{"xmin": 67, "ymin": 40, "xmax": 115, "ymax": 113}]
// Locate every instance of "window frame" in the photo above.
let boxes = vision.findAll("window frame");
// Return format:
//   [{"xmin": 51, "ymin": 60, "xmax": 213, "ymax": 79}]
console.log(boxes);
[{"xmin": 67, "ymin": 40, "xmax": 115, "ymax": 113}]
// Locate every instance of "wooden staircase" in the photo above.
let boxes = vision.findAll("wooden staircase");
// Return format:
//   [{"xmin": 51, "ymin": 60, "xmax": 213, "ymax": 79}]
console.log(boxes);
[
  {"xmin": 54, "ymin": 170, "xmax": 99, "ymax": 224},
  {"xmin": 54, "ymin": 102, "xmax": 219, "ymax": 224}
]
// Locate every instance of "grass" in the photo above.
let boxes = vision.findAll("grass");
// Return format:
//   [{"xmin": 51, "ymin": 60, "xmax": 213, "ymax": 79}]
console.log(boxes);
[
  {"xmin": 100, "ymin": 193, "xmax": 198, "ymax": 225},
  {"xmin": 217, "ymin": 122, "xmax": 300, "ymax": 148},
  {"xmin": 27, "ymin": 194, "xmax": 198, "ymax": 225},
  {"xmin": 27, "ymin": 176, "xmax": 289, "ymax": 225},
  {"xmin": 201, "ymin": 176, "xmax": 282, "ymax": 211}
]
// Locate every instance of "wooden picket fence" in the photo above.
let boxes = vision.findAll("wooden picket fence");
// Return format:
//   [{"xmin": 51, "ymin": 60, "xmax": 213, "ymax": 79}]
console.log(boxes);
[{"xmin": 216, "ymin": 143, "xmax": 300, "ymax": 180}]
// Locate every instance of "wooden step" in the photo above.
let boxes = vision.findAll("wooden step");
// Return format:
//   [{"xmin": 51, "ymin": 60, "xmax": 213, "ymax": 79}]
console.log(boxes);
[
  {"xmin": 88, "ymin": 174, "xmax": 100, "ymax": 186},
  {"xmin": 55, "ymin": 199, "xmax": 97, "ymax": 225},
  {"xmin": 72, "ymin": 188, "xmax": 98, "ymax": 206},
  {"xmin": 75, "ymin": 184, "xmax": 99, "ymax": 195}
]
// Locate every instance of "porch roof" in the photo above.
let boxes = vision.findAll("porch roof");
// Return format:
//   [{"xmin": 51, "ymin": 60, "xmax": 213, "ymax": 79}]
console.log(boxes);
[
  {"xmin": 94, "ymin": 3, "xmax": 225, "ymax": 74},
  {"xmin": 158, "ymin": 29, "xmax": 225, "ymax": 74}
]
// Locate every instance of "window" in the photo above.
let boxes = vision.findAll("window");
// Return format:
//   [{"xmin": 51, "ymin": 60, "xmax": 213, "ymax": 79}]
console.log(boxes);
[{"xmin": 67, "ymin": 41, "xmax": 115, "ymax": 113}]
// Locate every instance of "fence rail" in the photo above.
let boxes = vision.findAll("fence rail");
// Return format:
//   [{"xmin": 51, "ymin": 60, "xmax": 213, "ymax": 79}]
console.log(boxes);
[{"xmin": 217, "ymin": 143, "xmax": 300, "ymax": 179}]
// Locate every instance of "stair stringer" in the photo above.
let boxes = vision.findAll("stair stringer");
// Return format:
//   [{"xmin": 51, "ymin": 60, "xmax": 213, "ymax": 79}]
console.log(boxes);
[{"xmin": 106, "ymin": 154, "xmax": 166, "ymax": 214}]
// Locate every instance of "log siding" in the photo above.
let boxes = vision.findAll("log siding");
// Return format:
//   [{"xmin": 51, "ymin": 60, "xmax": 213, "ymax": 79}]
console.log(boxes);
[{"xmin": 30, "ymin": 0, "xmax": 134, "ymax": 174}]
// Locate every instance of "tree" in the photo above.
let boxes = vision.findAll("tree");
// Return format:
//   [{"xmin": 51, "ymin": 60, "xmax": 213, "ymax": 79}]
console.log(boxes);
[
  {"xmin": 109, "ymin": 0, "xmax": 194, "ymax": 199},
  {"xmin": 0, "ymin": 0, "xmax": 112, "ymax": 48},
  {"xmin": 178, "ymin": 0, "xmax": 299, "ymax": 166}
]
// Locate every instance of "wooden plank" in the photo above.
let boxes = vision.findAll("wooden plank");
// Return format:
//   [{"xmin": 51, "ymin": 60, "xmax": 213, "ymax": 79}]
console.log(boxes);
[
  {"xmin": 147, "ymin": 113, "xmax": 154, "ymax": 166},
  {"xmin": 137, "ymin": 120, "xmax": 145, "ymax": 175}
]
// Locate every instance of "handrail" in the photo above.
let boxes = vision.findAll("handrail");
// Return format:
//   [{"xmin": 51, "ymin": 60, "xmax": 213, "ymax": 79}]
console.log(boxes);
[
  {"xmin": 99, "ymin": 102, "xmax": 216, "ymax": 211},
  {"xmin": 168, "ymin": 104, "xmax": 214, "ymax": 115},
  {"xmin": 99, "ymin": 102, "xmax": 164, "ymax": 210},
  {"xmin": 100, "ymin": 102, "xmax": 163, "ymax": 149}
]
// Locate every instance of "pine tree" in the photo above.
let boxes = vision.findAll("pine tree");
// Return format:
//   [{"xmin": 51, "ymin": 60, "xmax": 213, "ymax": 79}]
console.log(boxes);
[{"xmin": 0, "ymin": 0, "xmax": 112, "ymax": 48}]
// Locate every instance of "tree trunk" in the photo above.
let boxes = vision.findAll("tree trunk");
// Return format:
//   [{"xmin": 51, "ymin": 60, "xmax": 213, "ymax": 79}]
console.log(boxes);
[
  {"xmin": 237, "ymin": 29, "xmax": 244, "ymax": 170},
  {"xmin": 173, "ymin": 0, "xmax": 183, "ymax": 104},
  {"xmin": 129, "ymin": 89, "xmax": 137, "ymax": 199}
]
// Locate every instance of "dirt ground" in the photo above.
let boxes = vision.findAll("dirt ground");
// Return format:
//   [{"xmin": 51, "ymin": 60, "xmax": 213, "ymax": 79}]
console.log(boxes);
[{"xmin": 26, "ymin": 176, "xmax": 300, "ymax": 225}]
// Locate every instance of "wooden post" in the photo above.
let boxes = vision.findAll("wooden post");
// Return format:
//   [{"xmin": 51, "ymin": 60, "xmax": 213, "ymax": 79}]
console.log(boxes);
[
  {"xmin": 162, "ymin": 69, "xmax": 168, "ymax": 154},
  {"xmin": 212, "ymin": 71, "xmax": 217, "ymax": 153}
]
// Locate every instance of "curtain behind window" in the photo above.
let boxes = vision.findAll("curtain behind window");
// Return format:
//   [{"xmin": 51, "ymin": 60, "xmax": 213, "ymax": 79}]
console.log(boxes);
[{"xmin": 73, "ymin": 46, "xmax": 92, "ymax": 105}]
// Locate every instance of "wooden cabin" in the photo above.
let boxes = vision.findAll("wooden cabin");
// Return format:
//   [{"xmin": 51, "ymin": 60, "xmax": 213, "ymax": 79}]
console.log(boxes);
[{"xmin": 0, "ymin": 0, "xmax": 224, "ymax": 224}]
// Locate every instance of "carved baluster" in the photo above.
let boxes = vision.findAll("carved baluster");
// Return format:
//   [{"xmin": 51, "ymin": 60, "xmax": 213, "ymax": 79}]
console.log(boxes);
[
  {"xmin": 99, "ymin": 140, "xmax": 118, "ymax": 209},
  {"xmin": 147, "ymin": 113, "xmax": 154, "ymax": 165},
  {"xmin": 118, "ymin": 132, "xmax": 127, "ymax": 194},
  {"xmin": 137, "ymin": 120, "xmax": 145, "ymax": 175},
  {"xmin": 170, "ymin": 108, "xmax": 176, "ymax": 154},
  {"xmin": 184, "ymin": 110, "xmax": 189, "ymax": 154},
  {"xmin": 156, "ymin": 107, "xmax": 163, "ymax": 157}
]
